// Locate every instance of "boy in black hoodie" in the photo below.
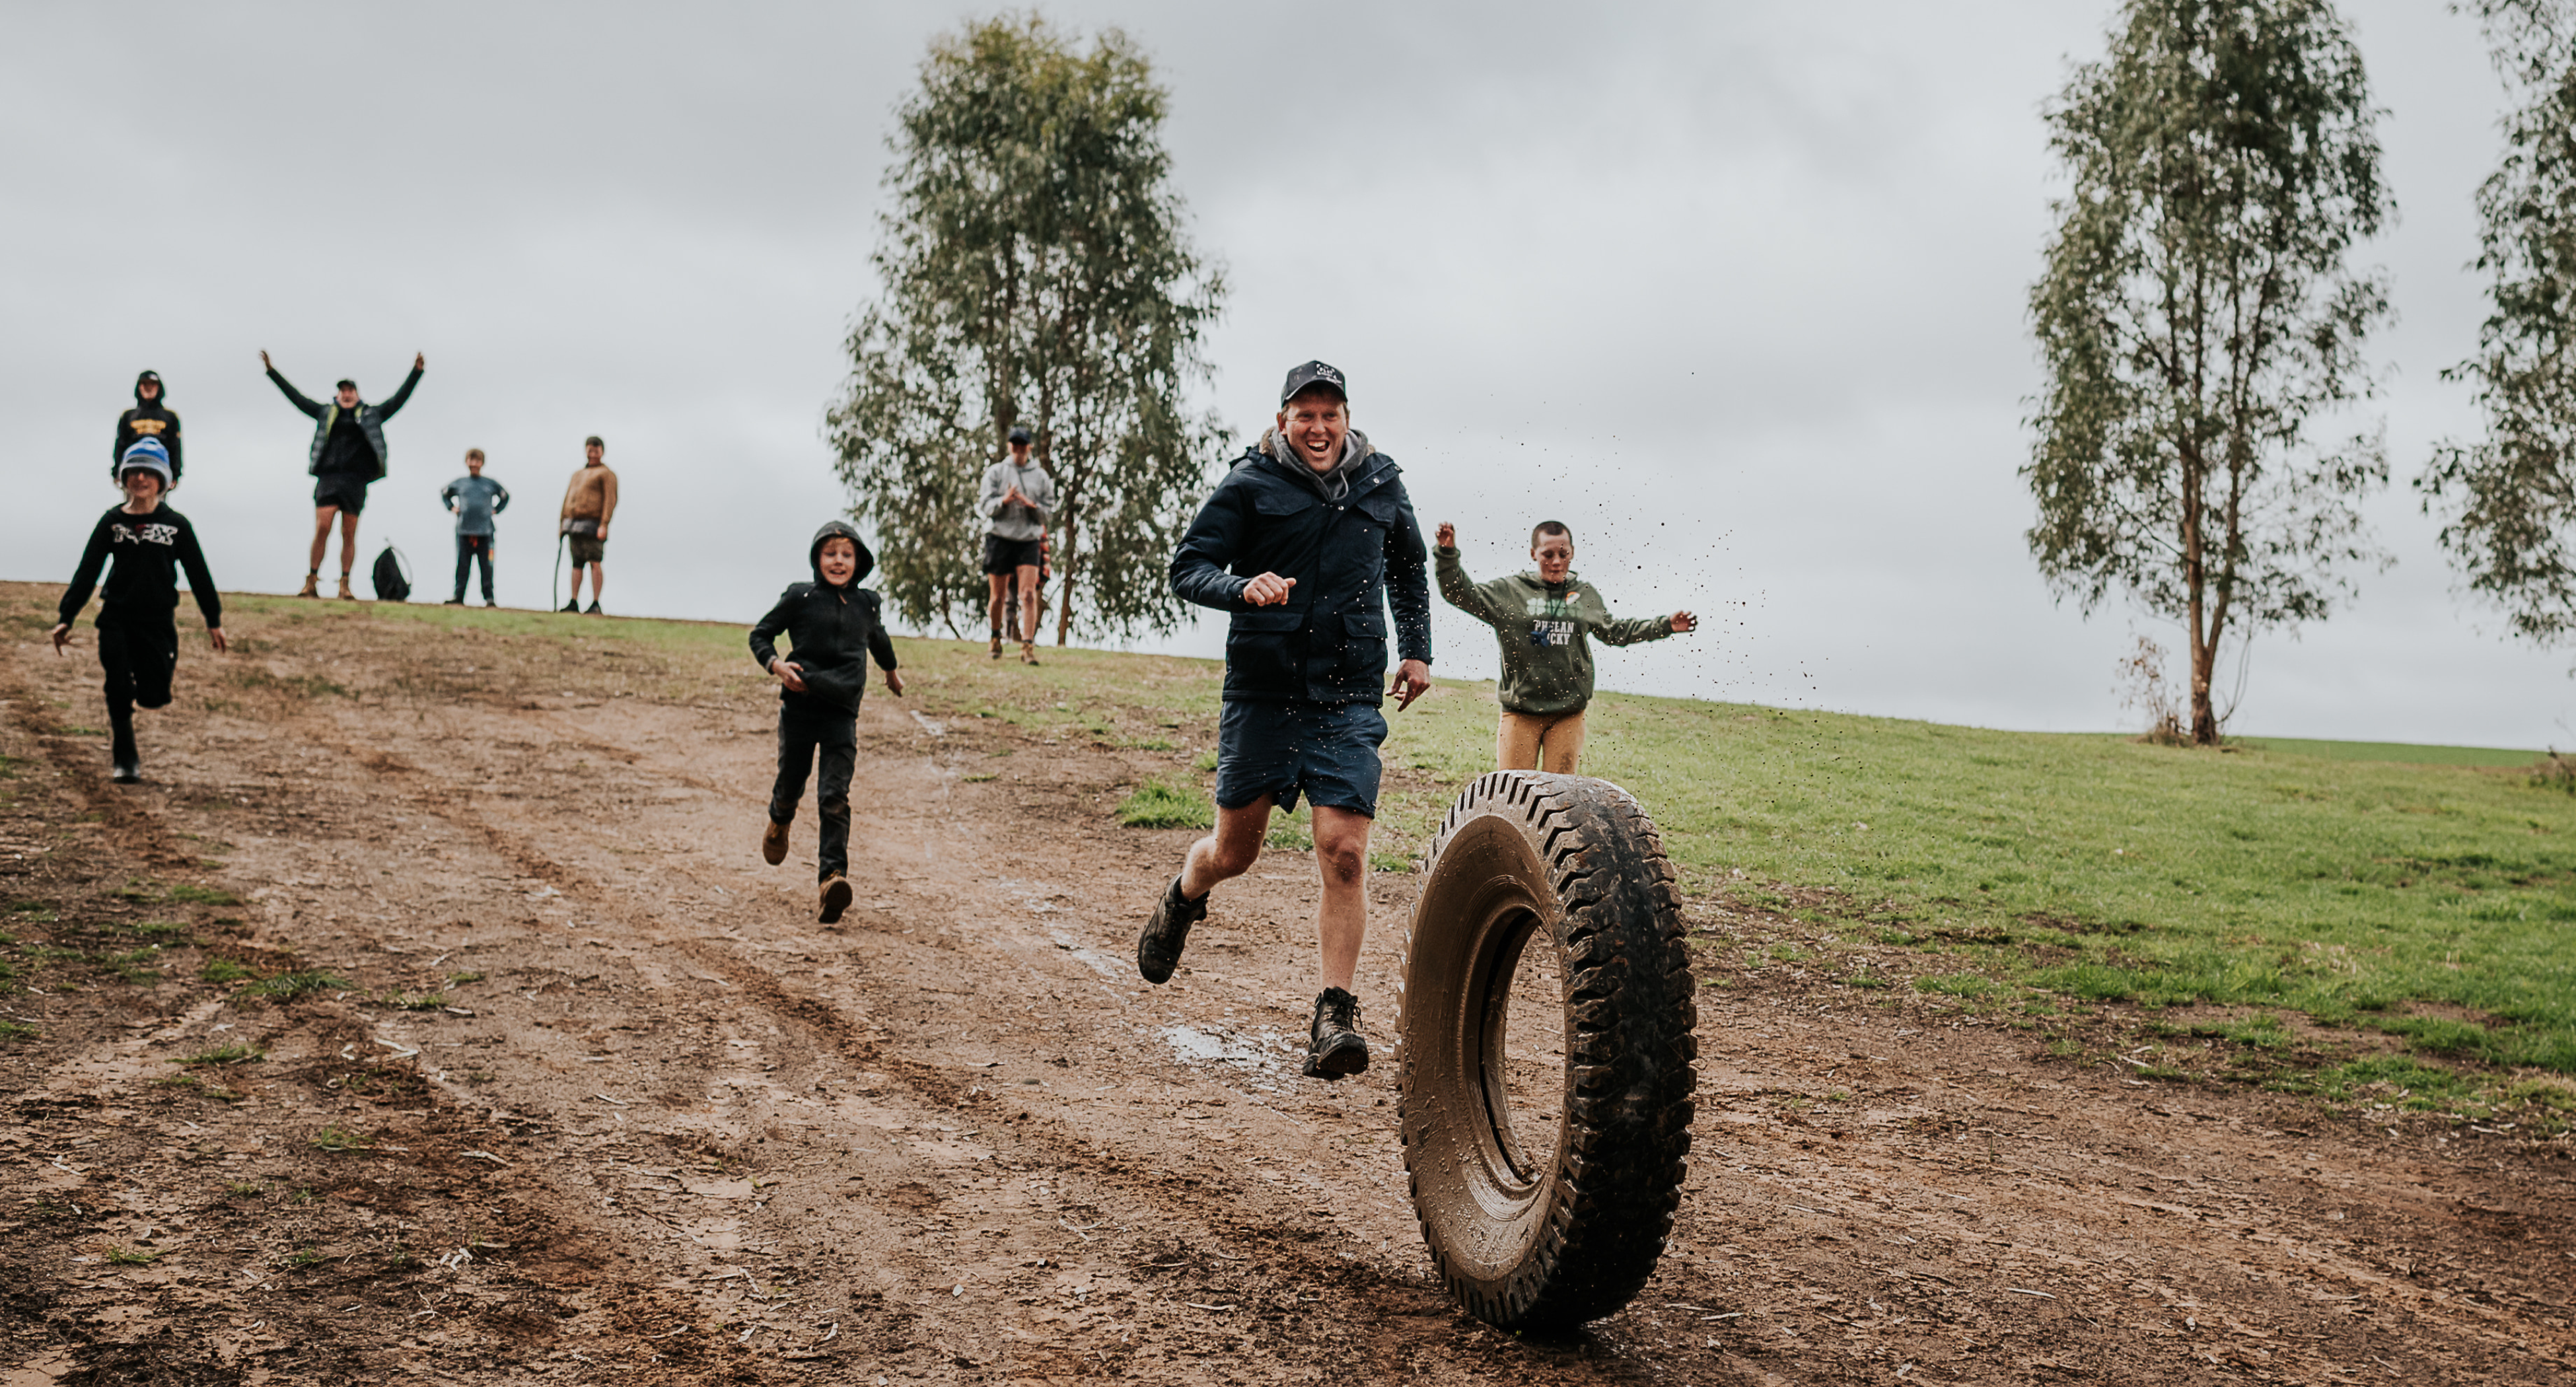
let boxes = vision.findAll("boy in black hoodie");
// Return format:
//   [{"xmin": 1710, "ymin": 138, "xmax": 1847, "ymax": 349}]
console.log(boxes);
[
  {"xmin": 112, "ymin": 371, "xmax": 182, "ymax": 487},
  {"xmin": 748, "ymin": 520, "xmax": 903, "ymax": 922},
  {"xmin": 52, "ymin": 441, "xmax": 226, "ymax": 783}
]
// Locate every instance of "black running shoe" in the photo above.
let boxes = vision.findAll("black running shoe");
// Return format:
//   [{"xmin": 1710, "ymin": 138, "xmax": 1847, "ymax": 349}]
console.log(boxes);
[
  {"xmin": 1136, "ymin": 874, "xmax": 1206, "ymax": 984},
  {"xmin": 111, "ymin": 757, "xmax": 141, "ymax": 785},
  {"xmin": 585, "ymin": 600, "xmax": 603, "ymax": 616},
  {"xmin": 559, "ymin": 600, "xmax": 580, "ymax": 613},
  {"xmin": 1303, "ymin": 987, "xmax": 1369, "ymax": 1079}
]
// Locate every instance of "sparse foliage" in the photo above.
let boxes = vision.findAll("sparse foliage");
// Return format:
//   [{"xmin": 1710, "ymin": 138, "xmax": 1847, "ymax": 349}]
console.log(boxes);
[
  {"xmin": 2026, "ymin": 0, "xmax": 2394, "ymax": 744},
  {"xmin": 2421, "ymin": 2, "xmax": 2576, "ymax": 645},
  {"xmin": 829, "ymin": 14, "xmax": 1227, "ymax": 642},
  {"xmin": 2116, "ymin": 633, "xmax": 2190, "ymax": 744}
]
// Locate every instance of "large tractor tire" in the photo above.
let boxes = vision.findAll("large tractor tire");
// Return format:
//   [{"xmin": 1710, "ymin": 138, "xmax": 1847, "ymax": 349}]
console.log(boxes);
[{"xmin": 1398, "ymin": 772, "xmax": 1697, "ymax": 1330}]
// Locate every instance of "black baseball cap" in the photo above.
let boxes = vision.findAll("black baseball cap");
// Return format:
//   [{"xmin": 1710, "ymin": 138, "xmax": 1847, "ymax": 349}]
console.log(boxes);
[
  {"xmin": 135, "ymin": 370, "xmax": 161, "ymax": 386},
  {"xmin": 1279, "ymin": 359, "xmax": 1348, "ymax": 406},
  {"xmin": 335, "ymin": 378, "xmax": 357, "ymax": 392},
  {"xmin": 1007, "ymin": 425, "xmax": 1032, "ymax": 445}
]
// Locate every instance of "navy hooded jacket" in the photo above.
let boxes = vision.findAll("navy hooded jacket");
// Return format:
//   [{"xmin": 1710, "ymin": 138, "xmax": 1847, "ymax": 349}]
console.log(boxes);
[
  {"xmin": 1169, "ymin": 439, "xmax": 1432, "ymax": 705},
  {"xmin": 748, "ymin": 520, "xmax": 898, "ymax": 718}
]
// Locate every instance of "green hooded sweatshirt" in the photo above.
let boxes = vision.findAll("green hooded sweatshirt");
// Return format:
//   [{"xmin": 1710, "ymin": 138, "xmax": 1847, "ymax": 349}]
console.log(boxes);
[{"xmin": 1435, "ymin": 546, "xmax": 1673, "ymax": 716}]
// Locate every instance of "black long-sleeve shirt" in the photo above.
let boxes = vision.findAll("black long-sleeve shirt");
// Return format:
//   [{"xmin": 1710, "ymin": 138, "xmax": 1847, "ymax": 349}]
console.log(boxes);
[{"xmin": 58, "ymin": 504, "xmax": 221, "ymax": 629}]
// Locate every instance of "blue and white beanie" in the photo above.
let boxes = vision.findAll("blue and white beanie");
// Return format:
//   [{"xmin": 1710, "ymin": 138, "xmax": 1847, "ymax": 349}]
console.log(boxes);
[{"xmin": 119, "ymin": 437, "xmax": 174, "ymax": 487}]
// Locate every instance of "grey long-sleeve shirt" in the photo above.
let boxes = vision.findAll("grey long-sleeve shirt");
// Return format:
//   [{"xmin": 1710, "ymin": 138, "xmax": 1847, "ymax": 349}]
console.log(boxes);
[{"xmin": 978, "ymin": 459, "xmax": 1055, "ymax": 542}]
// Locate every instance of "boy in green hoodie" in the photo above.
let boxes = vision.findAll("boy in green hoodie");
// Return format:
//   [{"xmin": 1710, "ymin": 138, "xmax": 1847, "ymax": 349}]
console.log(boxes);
[{"xmin": 1435, "ymin": 520, "xmax": 1696, "ymax": 773}]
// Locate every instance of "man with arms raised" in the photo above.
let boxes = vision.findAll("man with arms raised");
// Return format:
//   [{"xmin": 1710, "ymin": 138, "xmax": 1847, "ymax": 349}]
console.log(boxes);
[
  {"xmin": 263, "ymin": 349, "xmax": 425, "ymax": 600},
  {"xmin": 1141, "ymin": 361, "xmax": 1432, "ymax": 1079}
]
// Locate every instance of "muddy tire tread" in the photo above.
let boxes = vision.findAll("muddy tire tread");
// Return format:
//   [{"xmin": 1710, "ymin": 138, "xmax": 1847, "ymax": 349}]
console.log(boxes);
[{"xmin": 1400, "ymin": 771, "xmax": 1698, "ymax": 1329}]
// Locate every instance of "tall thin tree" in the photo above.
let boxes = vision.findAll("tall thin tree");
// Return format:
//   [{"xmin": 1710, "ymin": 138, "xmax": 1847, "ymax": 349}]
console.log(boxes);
[
  {"xmin": 828, "ymin": 14, "xmax": 1225, "ymax": 643},
  {"xmin": 2025, "ymin": 0, "xmax": 2394, "ymax": 744},
  {"xmin": 2421, "ymin": 1, "xmax": 2576, "ymax": 643}
]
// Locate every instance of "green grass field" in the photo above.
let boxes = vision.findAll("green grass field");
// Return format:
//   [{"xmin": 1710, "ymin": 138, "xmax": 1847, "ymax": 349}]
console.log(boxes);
[{"xmin": 26, "ymin": 590, "xmax": 2573, "ymax": 1085}]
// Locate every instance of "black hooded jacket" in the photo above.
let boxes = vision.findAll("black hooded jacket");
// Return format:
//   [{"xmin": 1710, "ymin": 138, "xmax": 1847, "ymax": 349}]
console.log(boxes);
[
  {"xmin": 748, "ymin": 520, "xmax": 898, "ymax": 718},
  {"xmin": 113, "ymin": 376, "xmax": 182, "ymax": 484}
]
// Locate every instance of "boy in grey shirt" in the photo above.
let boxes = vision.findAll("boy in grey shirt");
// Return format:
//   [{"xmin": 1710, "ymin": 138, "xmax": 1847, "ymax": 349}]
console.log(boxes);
[
  {"xmin": 978, "ymin": 425, "xmax": 1055, "ymax": 664},
  {"xmin": 439, "ymin": 448, "xmax": 510, "ymax": 606}
]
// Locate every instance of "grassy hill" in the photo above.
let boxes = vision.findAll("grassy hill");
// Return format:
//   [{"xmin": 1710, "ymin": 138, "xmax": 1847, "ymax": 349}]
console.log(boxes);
[{"xmin": 23, "ymin": 591, "xmax": 2574, "ymax": 1099}]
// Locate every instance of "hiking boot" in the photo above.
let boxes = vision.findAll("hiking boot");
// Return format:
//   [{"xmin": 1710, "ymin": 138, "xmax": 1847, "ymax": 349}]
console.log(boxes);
[
  {"xmin": 761, "ymin": 818, "xmax": 789, "ymax": 866},
  {"xmin": 1020, "ymin": 641, "xmax": 1040, "ymax": 666},
  {"xmin": 1303, "ymin": 987, "xmax": 1369, "ymax": 1079},
  {"xmin": 295, "ymin": 572, "xmax": 320, "ymax": 598},
  {"xmin": 336, "ymin": 574, "xmax": 355, "ymax": 600},
  {"xmin": 818, "ymin": 875, "xmax": 853, "ymax": 924},
  {"xmin": 1136, "ymin": 874, "xmax": 1206, "ymax": 985},
  {"xmin": 560, "ymin": 600, "xmax": 580, "ymax": 614},
  {"xmin": 110, "ymin": 756, "xmax": 141, "ymax": 785},
  {"xmin": 989, "ymin": 632, "xmax": 1004, "ymax": 660},
  {"xmin": 585, "ymin": 601, "xmax": 603, "ymax": 616}
]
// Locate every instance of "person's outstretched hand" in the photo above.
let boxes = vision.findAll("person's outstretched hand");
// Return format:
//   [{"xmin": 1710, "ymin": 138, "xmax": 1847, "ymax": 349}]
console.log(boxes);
[
  {"xmin": 1390, "ymin": 658, "xmax": 1431, "ymax": 711},
  {"xmin": 1435, "ymin": 522, "xmax": 1456, "ymax": 548},
  {"xmin": 258, "ymin": 349, "xmax": 271, "ymax": 369},
  {"xmin": 209, "ymin": 627, "xmax": 228, "ymax": 654},
  {"xmin": 1242, "ymin": 573, "xmax": 1296, "ymax": 607},
  {"xmin": 413, "ymin": 352, "xmax": 426, "ymax": 371},
  {"xmin": 884, "ymin": 668, "xmax": 906, "ymax": 696},
  {"xmin": 49, "ymin": 623, "xmax": 70, "ymax": 655},
  {"xmin": 771, "ymin": 658, "xmax": 807, "ymax": 694},
  {"xmin": 1670, "ymin": 610, "xmax": 1698, "ymax": 634}
]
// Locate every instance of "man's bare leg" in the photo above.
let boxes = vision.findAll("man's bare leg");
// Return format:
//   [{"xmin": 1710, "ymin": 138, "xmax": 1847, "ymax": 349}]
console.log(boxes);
[
  {"xmin": 336, "ymin": 510, "xmax": 360, "ymax": 583},
  {"xmin": 1015, "ymin": 563, "xmax": 1042, "ymax": 647},
  {"xmin": 307, "ymin": 506, "xmax": 339, "ymax": 573},
  {"xmin": 585, "ymin": 563, "xmax": 604, "ymax": 610},
  {"xmin": 1310, "ymin": 806, "xmax": 1372, "ymax": 991},
  {"xmin": 1180, "ymin": 795, "xmax": 1270, "ymax": 901},
  {"xmin": 987, "ymin": 573, "xmax": 1011, "ymax": 648}
]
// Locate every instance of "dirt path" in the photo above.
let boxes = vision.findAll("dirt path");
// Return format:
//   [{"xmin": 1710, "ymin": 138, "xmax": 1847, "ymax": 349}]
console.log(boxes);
[{"xmin": 3, "ymin": 587, "xmax": 2571, "ymax": 1385}]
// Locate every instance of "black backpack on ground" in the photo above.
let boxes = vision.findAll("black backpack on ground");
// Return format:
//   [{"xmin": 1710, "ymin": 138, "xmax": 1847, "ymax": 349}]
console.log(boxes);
[{"xmin": 371, "ymin": 545, "xmax": 412, "ymax": 603}]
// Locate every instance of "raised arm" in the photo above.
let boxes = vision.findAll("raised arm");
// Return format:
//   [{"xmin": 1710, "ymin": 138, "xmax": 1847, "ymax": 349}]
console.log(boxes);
[
  {"xmin": 264, "ymin": 365, "xmax": 325, "ymax": 418},
  {"xmin": 1595, "ymin": 598, "xmax": 1685, "ymax": 647},
  {"xmin": 1433, "ymin": 544, "xmax": 1511, "ymax": 629},
  {"xmin": 1168, "ymin": 482, "xmax": 1256, "ymax": 612},
  {"xmin": 375, "ymin": 361, "xmax": 425, "ymax": 420}
]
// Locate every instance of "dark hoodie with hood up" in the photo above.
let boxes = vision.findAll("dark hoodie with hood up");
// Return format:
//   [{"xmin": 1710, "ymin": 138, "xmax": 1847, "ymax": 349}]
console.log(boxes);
[
  {"xmin": 748, "ymin": 520, "xmax": 899, "ymax": 719},
  {"xmin": 114, "ymin": 374, "xmax": 182, "ymax": 485}
]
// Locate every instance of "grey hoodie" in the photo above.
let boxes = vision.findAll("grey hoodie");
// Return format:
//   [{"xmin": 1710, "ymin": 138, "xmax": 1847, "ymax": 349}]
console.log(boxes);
[{"xmin": 1263, "ymin": 427, "xmax": 1373, "ymax": 502}]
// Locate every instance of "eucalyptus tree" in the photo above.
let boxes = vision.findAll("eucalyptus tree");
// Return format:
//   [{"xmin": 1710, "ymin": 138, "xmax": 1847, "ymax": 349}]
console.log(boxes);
[
  {"xmin": 2421, "ymin": 1, "xmax": 2576, "ymax": 645},
  {"xmin": 2024, "ymin": 0, "xmax": 2393, "ymax": 744},
  {"xmin": 828, "ymin": 15, "xmax": 1225, "ymax": 642}
]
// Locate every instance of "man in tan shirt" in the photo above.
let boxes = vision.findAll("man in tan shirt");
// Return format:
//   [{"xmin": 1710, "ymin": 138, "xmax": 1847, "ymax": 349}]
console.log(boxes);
[{"xmin": 557, "ymin": 436, "xmax": 619, "ymax": 614}]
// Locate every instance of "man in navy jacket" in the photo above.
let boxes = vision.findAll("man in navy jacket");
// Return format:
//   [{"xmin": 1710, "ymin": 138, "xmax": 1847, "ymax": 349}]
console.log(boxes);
[{"xmin": 1140, "ymin": 360, "xmax": 1432, "ymax": 1079}]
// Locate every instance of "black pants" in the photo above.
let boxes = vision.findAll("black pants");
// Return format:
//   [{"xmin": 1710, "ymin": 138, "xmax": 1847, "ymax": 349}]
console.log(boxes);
[
  {"xmin": 97, "ymin": 615, "xmax": 178, "ymax": 764},
  {"xmin": 769, "ymin": 707, "xmax": 855, "ymax": 882},
  {"xmin": 453, "ymin": 534, "xmax": 495, "ymax": 602}
]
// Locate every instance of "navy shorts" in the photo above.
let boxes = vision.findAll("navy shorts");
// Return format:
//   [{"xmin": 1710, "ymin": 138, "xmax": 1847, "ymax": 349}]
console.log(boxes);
[{"xmin": 1213, "ymin": 699, "xmax": 1387, "ymax": 817}]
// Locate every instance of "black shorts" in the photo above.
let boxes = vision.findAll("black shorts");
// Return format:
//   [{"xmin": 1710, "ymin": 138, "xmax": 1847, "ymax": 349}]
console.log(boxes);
[
  {"xmin": 983, "ymin": 534, "xmax": 1042, "ymax": 575},
  {"xmin": 314, "ymin": 474, "xmax": 372, "ymax": 515}
]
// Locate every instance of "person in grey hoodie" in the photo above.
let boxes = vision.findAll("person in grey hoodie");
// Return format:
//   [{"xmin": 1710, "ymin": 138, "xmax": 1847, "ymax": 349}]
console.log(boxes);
[
  {"xmin": 439, "ymin": 449, "xmax": 511, "ymax": 606},
  {"xmin": 978, "ymin": 425, "xmax": 1055, "ymax": 664}
]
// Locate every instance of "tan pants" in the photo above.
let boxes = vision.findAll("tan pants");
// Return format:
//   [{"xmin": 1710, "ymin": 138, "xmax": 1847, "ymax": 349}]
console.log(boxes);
[{"xmin": 1497, "ymin": 709, "xmax": 1587, "ymax": 774}]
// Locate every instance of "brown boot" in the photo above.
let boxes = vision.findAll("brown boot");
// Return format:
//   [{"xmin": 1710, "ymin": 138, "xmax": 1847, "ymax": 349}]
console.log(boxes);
[
  {"xmin": 295, "ymin": 571, "xmax": 320, "ymax": 598},
  {"xmin": 761, "ymin": 818, "xmax": 789, "ymax": 867},
  {"xmin": 1020, "ymin": 641, "xmax": 1040, "ymax": 666},
  {"xmin": 336, "ymin": 573, "xmax": 356, "ymax": 600},
  {"xmin": 989, "ymin": 633, "xmax": 1003, "ymax": 660},
  {"xmin": 818, "ymin": 876, "xmax": 853, "ymax": 924}
]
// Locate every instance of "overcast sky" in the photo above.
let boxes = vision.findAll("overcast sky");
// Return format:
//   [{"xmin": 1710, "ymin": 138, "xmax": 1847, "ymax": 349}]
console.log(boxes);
[{"xmin": 3, "ymin": 1, "xmax": 2563, "ymax": 748}]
